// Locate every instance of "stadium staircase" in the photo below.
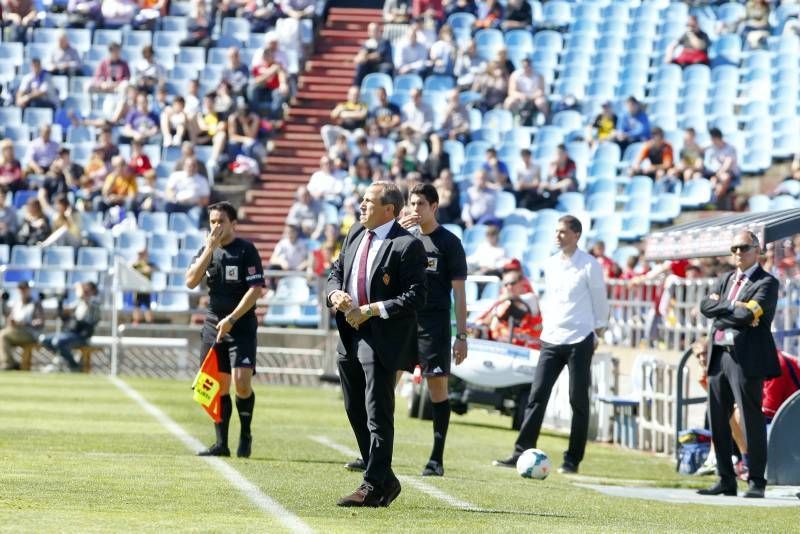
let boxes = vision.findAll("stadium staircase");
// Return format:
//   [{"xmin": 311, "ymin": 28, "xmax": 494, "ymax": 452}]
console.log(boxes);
[{"xmin": 239, "ymin": 7, "xmax": 383, "ymax": 260}]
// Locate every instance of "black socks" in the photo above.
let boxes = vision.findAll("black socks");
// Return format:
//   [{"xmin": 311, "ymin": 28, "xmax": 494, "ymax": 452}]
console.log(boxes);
[
  {"xmin": 215, "ymin": 394, "xmax": 233, "ymax": 447},
  {"xmin": 236, "ymin": 392, "xmax": 255, "ymax": 438},
  {"xmin": 430, "ymin": 399, "xmax": 451, "ymax": 464}
]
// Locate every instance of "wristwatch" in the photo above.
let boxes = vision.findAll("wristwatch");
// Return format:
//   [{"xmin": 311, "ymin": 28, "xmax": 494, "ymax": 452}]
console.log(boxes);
[
  {"xmin": 364, "ymin": 305, "xmax": 374, "ymax": 318},
  {"xmin": 456, "ymin": 332, "xmax": 468, "ymax": 341}
]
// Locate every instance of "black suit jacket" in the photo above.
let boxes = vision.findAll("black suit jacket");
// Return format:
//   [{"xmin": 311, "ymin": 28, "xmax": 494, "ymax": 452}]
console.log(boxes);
[
  {"xmin": 326, "ymin": 221, "xmax": 427, "ymax": 371},
  {"xmin": 700, "ymin": 265, "xmax": 780, "ymax": 379}
]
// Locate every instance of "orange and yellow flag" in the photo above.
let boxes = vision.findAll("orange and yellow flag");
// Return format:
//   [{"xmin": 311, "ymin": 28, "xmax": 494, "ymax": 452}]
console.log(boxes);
[{"xmin": 192, "ymin": 345, "xmax": 222, "ymax": 423}]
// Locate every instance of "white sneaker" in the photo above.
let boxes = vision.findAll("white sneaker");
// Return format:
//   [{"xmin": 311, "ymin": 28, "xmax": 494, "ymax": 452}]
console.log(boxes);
[
  {"xmin": 41, "ymin": 363, "xmax": 61, "ymax": 374},
  {"xmin": 694, "ymin": 457, "xmax": 717, "ymax": 476}
]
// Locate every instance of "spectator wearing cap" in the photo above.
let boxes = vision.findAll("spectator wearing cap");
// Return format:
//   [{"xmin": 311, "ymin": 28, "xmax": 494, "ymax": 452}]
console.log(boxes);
[
  {"xmin": 589, "ymin": 102, "xmax": 617, "ymax": 145},
  {"xmin": 16, "ymin": 58, "xmax": 57, "ymax": 110},
  {"xmin": 630, "ymin": 126, "xmax": 674, "ymax": 180},
  {"xmin": 612, "ymin": 97, "xmax": 651, "ymax": 153},
  {"xmin": 47, "ymin": 31, "xmax": 82, "ymax": 76},
  {"xmin": 90, "ymin": 42, "xmax": 131, "ymax": 94},
  {"xmin": 701, "ymin": 127, "xmax": 740, "ymax": 206},
  {"xmin": 466, "ymin": 223, "xmax": 506, "ymax": 275},
  {"xmin": 461, "ymin": 169, "xmax": 499, "ymax": 228},
  {"xmin": 353, "ymin": 22, "xmax": 394, "ymax": 84},
  {"xmin": 330, "ymin": 86, "xmax": 369, "ymax": 131},
  {"xmin": 24, "ymin": 125, "xmax": 60, "ymax": 177},
  {"xmin": 0, "ymin": 140, "xmax": 25, "ymax": 193},
  {"xmin": 666, "ymin": 15, "xmax": 711, "ymax": 67},
  {"xmin": 368, "ymin": 87, "xmax": 402, "ymax": 139},
  {"xmin": 164, "ymin": 156, "xmax": 210, "ymax": 218},
  {"xmin": 437, "ymin": 88, "xmax": 470, "ymax": 142},
  {"xmin": 0, "ymin": 281, "xmax": 44, "ymax": 371}
]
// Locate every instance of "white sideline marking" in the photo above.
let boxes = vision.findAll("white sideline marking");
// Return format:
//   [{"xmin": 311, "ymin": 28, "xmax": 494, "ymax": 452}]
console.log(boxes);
[
  {"xmin": 309, "ymin": 435, "xmax": 478, "ymax": 511},
  {"xmin": 110, "ymin": 377, "xmax": 313, "ymax": 534}
]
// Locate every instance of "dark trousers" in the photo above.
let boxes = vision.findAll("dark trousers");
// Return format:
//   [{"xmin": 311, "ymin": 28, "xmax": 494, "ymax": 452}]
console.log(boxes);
[
  {"xmin": 337, "ymin": 334, "xmax": 396, "ymax": 489},
  {"xmin": 707, "ymin": 348, "xmax": 767, "ymax": 487},
  {"xmin": 515, "ymin": 333, "xmax": 594, "ymax": 466}
]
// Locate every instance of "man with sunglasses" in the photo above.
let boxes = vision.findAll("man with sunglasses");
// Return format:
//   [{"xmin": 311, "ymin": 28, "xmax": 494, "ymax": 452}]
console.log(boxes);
[
  {"xmin": 698, "ymin": 231, "xmax": 779, "ymax": 499},
  {"xmin": 493, "ymin": 215, "xmax": 608, "ymax": 474}
]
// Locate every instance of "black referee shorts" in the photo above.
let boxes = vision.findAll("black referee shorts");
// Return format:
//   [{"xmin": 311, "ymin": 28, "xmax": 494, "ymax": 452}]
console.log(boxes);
[
  {"xmin": 417, "ymin": 312, "xmax": 452, "ymax": 377},
  {"xmin": 201, "ymin": 313, "xmax": 258, "ymax": 374}
]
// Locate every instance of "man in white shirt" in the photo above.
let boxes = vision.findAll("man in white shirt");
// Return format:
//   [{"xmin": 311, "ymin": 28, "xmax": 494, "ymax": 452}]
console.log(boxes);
[
  {"xmin": 493, "ymin": 215, "xmax": 609, "ymax": 474},
  {"xmin": 401, "ymin": 88, "xmax": 434, "ymax": 137},
  {"xmin": 307, "ymin": 156, "xmax": 343, "ymax": 203},
  {"xmin": 16, "ymin": 58, "xmax": 58, "ymax": 109},
  {"xmin": 0, "ymin": 281, "xmax": 44, "ymax": 371},
  {"xmin": 164, "ymin": 156, "xmax": 210, "ymax": 218},
  {"xmin": 702, "ymin": 127, "xmax": 740, "ymax": 205},
  {"xmin": 396, "ymin": 26, "xmax": 429, "ymax": 75},
  {"xmin": 47, "ymin": 31, "xmax": 82, "ymax": 76},
  {"xmin": 269, "ymin": 224, "xmax": 310, "ymax": 271},
  {"xmin": 504, "ymin": 58, "xmax": 549, "ymax": 123}
]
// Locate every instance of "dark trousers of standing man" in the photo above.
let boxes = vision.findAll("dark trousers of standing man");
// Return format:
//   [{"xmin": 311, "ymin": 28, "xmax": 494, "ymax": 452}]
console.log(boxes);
[
  {"xmin": 514, "ymin": 333, "xmax": 594, "ymax": 466},
  {"xmin": 337, "ymin": 331, "xmax": 397, "ymax": 489},
  {"xmin": 707, "ymin": 348, "xmax": 767, "ymax": 487}
]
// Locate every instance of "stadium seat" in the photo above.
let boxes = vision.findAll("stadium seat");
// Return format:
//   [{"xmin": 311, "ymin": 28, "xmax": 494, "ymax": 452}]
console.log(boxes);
[
  {"xmin": 361, "ymin": 72, "xmax": 393, "ymax": 96},
  {"xmin": 182, "ymin": 233, "xmax": 204, "ymax": 252},
  {"xmin": 556, "ymin": 192, "xmax": 585, "ymax": 213},
  {"xmin": 475, "ymin": 28, "xmax": 504, "ymax": 61},
  {"xmin": 540, "ymin": 1, "xmax": 571, "ymax": 29},
  {"xmin": 168, "ymin": 212, "xmax": 199, "ymax": 235},
  {"xmin": 117, "ymin": 230, "xmax": 148, "ymax": 254},
  {"xmin": 138, "ymin": 212, "xmax": 169, "ymax": 234},
  {"xmin": 618, "ymin": 214, "xmax": 651, "ymax": 242},
  {"xmin": 586, "ymin": 192, "xmax": 616, "ymax": 218},
  {"xmin": 495, "ymin": 191, "xmax": 517, "ymax": 218},
  {"xmin": 612, "ymin": 245, "xmax": 640, "ymax": 266},
  {"xmin": 263, "ymin": 304, "xmax": 302, "ymax": 326},
  {"xmin": 77, "ymin": 247, "xmax": 109, "ymax": 270},
  {"xmin": 747, "ymin": 194, "xmax": 770, "ymax": 213},
  {"xmin": 43, "ymin": 246, "xmax": 75, "ymax": 268},
  {"xmin": 680, "ymin": 179, "xmax": 713, "ymax": 209},
  {"xmin": 393, "ymin": 73, "xmax": 423, "ymax": 93},
  {"xmin": 23, "ymin": 108, "xmax": 54, "ymax": 130},
  {"xmin": 149, "ymin": 233, "xmax": 181, "ymax": 255},
  {"xmin": 173, "ymin": 251, "xmax": 196, "ymax": 270},
  {"xmin": 153, "ymin": 292, "xmax": 190, "ymax": 312},
  {"xmin": 447, "ymin": 12, "xmax": 476, "ymax": 47},
  {"xmin": 649, "ymin": 194, "xmax": 682, "ymax": 224},
  {"xmin": 711, "ymin": 34, "xmax": 742, "ymax": 68}
]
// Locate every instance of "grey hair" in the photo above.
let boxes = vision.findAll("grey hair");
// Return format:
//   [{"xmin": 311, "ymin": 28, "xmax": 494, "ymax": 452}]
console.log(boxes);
[
  {"xmin": 371, "ymin": 180, "xmax": 404, "ymax": 217},
  {"xmin": 739, "ymin": 230, "xmax": 761, "ymax": 251}
]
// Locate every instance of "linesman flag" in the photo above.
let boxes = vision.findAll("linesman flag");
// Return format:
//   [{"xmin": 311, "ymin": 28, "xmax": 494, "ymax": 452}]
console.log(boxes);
[{"xmin": 192, "ymin": 345, "xmax": 222, "ymax": 423}]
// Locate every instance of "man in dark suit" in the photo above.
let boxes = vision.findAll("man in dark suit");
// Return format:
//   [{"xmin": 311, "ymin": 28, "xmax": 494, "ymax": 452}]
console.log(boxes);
[
  {"xmin": 699, "ymin": 230, "xmax": 780, "ymax": 498},
  {"xmin": 327, "ymin": 181, "xmax": 427, "ymax": 507}
]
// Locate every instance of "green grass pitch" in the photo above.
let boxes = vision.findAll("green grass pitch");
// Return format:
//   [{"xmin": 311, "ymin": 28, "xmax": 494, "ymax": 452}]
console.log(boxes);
[{"xmin": 1, "ymin": 373, "xmax": 795, "ymax": 533}]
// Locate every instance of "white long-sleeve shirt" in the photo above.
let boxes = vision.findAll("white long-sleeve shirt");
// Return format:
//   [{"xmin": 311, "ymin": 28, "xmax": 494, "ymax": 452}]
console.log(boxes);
[
  {"xmin": 345, "ymin": 219, "xmax": 395, "ymax": 319},
  {"xmin": 540, "ymin": 248, "xmax": 609, "ymax": 345}
]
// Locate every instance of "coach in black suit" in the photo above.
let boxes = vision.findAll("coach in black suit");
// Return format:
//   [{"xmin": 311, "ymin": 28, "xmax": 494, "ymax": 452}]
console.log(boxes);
[
  {"xmin": 699, "ymin": 230, "xmax": 780, "ymax": 499},
  {"xmin": 327, "ymin": 181, "xmax": 427, "ymax": 507}
]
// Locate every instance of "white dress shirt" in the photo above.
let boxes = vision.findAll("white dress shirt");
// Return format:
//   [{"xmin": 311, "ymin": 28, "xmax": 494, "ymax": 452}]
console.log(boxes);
[
  {"xmin": 540, "ymin": 248, "xmax": 609, "ymax": 345},
  {"xmin": 345, "ymin": 219, "xmax": 396, "ymax": 319}
]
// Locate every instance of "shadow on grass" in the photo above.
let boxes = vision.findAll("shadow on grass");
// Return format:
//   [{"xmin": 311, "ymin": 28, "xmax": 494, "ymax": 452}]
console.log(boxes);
[
  {"xmin": 245, "ymin": 457, "xmax": 348, "ymax": 467},
  {"xmin": 462, "ymin": 507, "xmax": 574, "ymax": 519}
]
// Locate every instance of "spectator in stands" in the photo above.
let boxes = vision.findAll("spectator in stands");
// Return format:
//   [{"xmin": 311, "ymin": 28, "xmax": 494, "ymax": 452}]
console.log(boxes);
[
  {"xmin": 38, "ymin": 147, "xmax": 81, "ymax": 209},
  {"xmin": 454, "ymin": 39, "xmax": 485, "ymax": 90},
  {"xmin": 94, "ymin": 126, "xmax": 119, "ymax": 164},
  {"xmin": 419, "ymin": 134, "xmax": 450, "ymax": 182},
  {"xmin": 475, "ymin": 0, "xmax": 503, "ymax": 29},
  {"xmin": 40, "ymin": 282, "xmax": 101, "ymax": 374},
  {"xmin": 412, "ymin": 0, "xmax": 443, "ymax": 20},
  {"xmin": 612, "ymin": 96, "xmax": 650, "ymax": 153},
  {"xmin": 227, "ymin": 102, "xmax": 267, "ymax": 162},
  {"xmin": 222, "ymin": 48, "xmax": 250, "ymax": 99},
  {"xmin": 444, "ymin": 0, "xmax": 477, "ymax": 18},
  {"xmin": 630, "ymin": 126, "xmax": 674, "ymax": 180},
  {"xmin": 590, "ymin": 241, "xmax": 617, "ymax": 281},
  {"xmin": 269, "ymin": 224, "xmax": 310, "ymax": 273},
  {"xmin": 515, "ymin": 148, "xmax": 541, "ymax": 210},
  {"xmin": 160, "ymin": 97, "xmax": 191, "ymax": 148},
  {"xmin": 438, "ymin": 88, "xmax": 470, "ymax": 142},
  {"xmin": 65, "ymin": 0, "xmax": 101, "ymax": 28},
  {"xmin": 461, "ymin": 169, "xmax": 498, "ymax": 228},
  {"xmin": 353, "ymin": 22, "xmax": 394, "ymax": 84},
  {"xmin": 243, "ymin": 2, "xmax": 282, "ymax": 33},
  {"xmin": 588, "ymin": 101, "xmax": 617, "ymax": 145},
  {"xmin": 2, "ymin": 0, "xmax": 38, "ymax": 41},
  {"xmin": 287, "ymin": 186, "xmax": 325, "ymax": 240},
  {"xmin": 396, "ymin": 25, "xmax": 430, "ymax": 75},
  {"xmin": 383, "ymin": 0, "xmax": 411, "ymax": 23},
  {"xmin": 665, "ymin": 15, "xmax": 711, "ymax": 67},
  {"xmin": 0, "ymin": 140, "xmax": 24, "ymax": 193},
  {"xmin": 427, "ymin": 24, "xmax": 456, "ymax": 76},
  {"xmin": 352, "ymin": 135, "xmax": 383, "ymax": 169},
  {"xmin": 247, "ymin": 47, "xmax": 289, "ymax": 119},
  {"xmin": 77, "ymin": 147, "xmax": 109, "ymax": 208},
  {"xmin": 90, "ymin": 42, "xmax": 131, "ymax": 94},
  {"xmin": 216, "ymin": 0, "xmax": 248, "ymax": 19},
  {"xmin": 101, "ymin": 0, "xmax": 137, "ymax": 27},
  {"xmin": 0, "ymin": 281, "xmax": 44, "ymax": 371},
  {"xmin": 330, "ymin": 86, "xmax": 369, "ymax": 131},
  {"xmin": 97, "ymin": 156, "xmax": 137, "ymax": 213},
  {"xmin": 501, "ymin": 0, "xmax": 531, "ymax": 30},
  {"xmin": 280, "ymin": 0, "xmax": 316, "ymax": 55},
  {"xmin": 401, "ymin": 87, "xmax": 434, "ymax": 137},
  {"xmin": 307, "ymin": 156, "xmax": 343, "ymax": 203},
  {"xmin": 473, "ymin": 59, "xmax": 509, "ymax": 112},
  {"xmin": 474, "ymin": 268, "xmax": 542, "ymax": 349},
  {"xmin": 525, "ymin": 144, "xmax": 578, "ymax": 211},
  {"xmin": 107, "ymin": 85, "xmax": 140, "ymax": 126},
  {"xmin": 328, "ymin": 133, "xmax": 351, "ymax": 171},
  {"xmin": 344, "ymin": 156, "xmax": 374, "ymax": 199},
  {"xmin": 180, "ymin": 0, "xmax": 211, "ymax": 47},
  {"xmin": 40, "ymin": 194, "xmax": 81, "ymax": 248},
  {"xmin": 164, "ymin": 156, "xmax": 210, "ymax": 218},
  {"xmin": 213, "ymin": 80, "xmax": 237, "ymax": 119},
  {"xmin": 190, "ymin": 93, "xmax": 227, "ymax": 169},
  {"xmin": 483, "ymin": 147, "xmax": 511, "ymax": 190},
  {"xmin": 24, "ymin": 125, "xmax": 60, "ymax": 177},
  {"xmin": 174, "ymin": 142, "xmax": 209, "ymax": 178},
  {"xmin": 16, "ymin": 197, "xmax": 51, "ymax": 246},
  {"xmin": 46, "ymin": 31, "xmax": 82, "ymax": 77},
  {"xmin": 433, "ymin": 169, "xmax": 461, "ymax": 225},
  {"xmin": 702, "ymin": 127, "xmax": 740, "ymax": 205},
  {"xmin": 369, "ymin": 87, "xmax": 402, "ymax": 138},
  {"xmin": 466, "ymin": 223, "xmax": 506, "ymax": 275},
  {"xmin": 184, "ymin": 79, "xmax": 201, "ymax": 117},
  {"xmin": 0, "ymin": 188, "xmax": 17, "ymax": 245},
  {"xmin": 131, "ymin": 249, "xmax": 155, "ymax": 325},
  {"xmin": 16, "ymin": 58, "xmax": 57, "ymax": 110},
  {"xmin": 120, "ymin": 93, "xmax": 160, "ymax": 145},
  {"xmin": 668, "ymin": 127, "xmax": 704, "ymax": 185},
  {"xmin": 388, "ymin": 140, "xmax": 417, "ymax": 177},
  {"xmin": 132, "ymin": 45, "xmax": 166, "ymax": 93},
  {"xmin": 740, "ymin": 0, "xmax": 771, "ymax": 50}
]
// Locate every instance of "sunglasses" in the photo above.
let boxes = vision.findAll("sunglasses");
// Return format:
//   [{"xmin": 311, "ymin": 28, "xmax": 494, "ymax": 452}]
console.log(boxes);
[
  {"xmin": 730, "ymin": 244, "xmax": 754, "ymax": 254},
  {"xmin": 503, "ymin": 279, "xmax": 521, "ymax": 286}
]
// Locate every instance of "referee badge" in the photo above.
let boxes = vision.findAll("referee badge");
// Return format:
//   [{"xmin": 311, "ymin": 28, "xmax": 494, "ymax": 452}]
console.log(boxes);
[
  {"xmin": 383, "ymin": 273, "xmax": 390, "ymax": 285},
  {"xmin": 225, "ymin": 265, "xmax": 238, "ymax": 281}
]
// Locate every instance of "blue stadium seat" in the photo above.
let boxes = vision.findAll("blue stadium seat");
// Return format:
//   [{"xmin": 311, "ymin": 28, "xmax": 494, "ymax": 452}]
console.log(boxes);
[
  {"xmin": 423, "ymin": 75, "xmax": 454, "ymax": 92},
  {"xmin": 138, "ymin": 212, "xmax": 168, "ymax": 234},
  {"xmin": 717, "ymin": 2, "xmax": 747, "ymax": 27},
  {"xmin": 154, "ymin": 31, "xmax": 184, "ymax": 51},
  {"xmin": 747, "ymin": 194, "xmax": 770, "ymax": 212},
  {"xmin": 0, "ymin": 42, "xmax": 24, "ymax": 68},
  {"xmin": 447, "ymin": 12, "xmax": 476, "ymax": 47},
  {"xmin": 649, "ymin": 194, "xmax": 682, "ymax": 224},
  {"xmin": 361, "ymin": 72, "xmax": 393, "ymax": 96},
  {"xmin": 168, "ymin": 212, "xmax": 198, "ymax": 235},
  {"xmin": 33, "ymin": 269, "xmax": 67, "ymax": 292},
  {"xmin": 222, "ymin": 17, "xmax": 251, "ymax": 41},
  {"xmin": 65, "ymin": 28, "xmax": 92, "ymax": 53},
  {"xmin": 117, "ymin": 230, "xmax": 148, "ymax": 253},
  {"xmin": 393, "ymin": 73, "xmax": 423, "ymax": 93},
  {"xmin": 586, "ymin": 192, "xmax": 616, "ymax": 218},
  {"xmin": 77, "ymin": 247, "xmax": 109, "ymax": 270},
  {"xmin": 43, "ymin": 246, "xmax": 75, "ymax": 268},
  {"xmin": 153, "ymin": 292, "xmax": 190, "ymax": 312},
  {"xmin": 10, "ymin": 245, "xmax": 42, "ymax": 268},
  {"xmin": 612, "ymin": 245, "xmax": 640, "ymax": 266},
  {"xmin": 475, "ymin": 28, "xmax": 504, "ymax": 61},
  {"xmin": 618, "ymin": 214, "xmax": 651, "ymax": 241},
  {"xmin": 680, "ymin": 179, "xmax": 713, "ymax": 209},
  {"xmin": 442, "ymin": 223, "xmax": 463, "ymax": 241},
  {"xmin": 711, "ymin": 33, "xmax": 742, "ymax": 68},
  {"xmin": 556, "ymin": 192, "xmax": 584, "ymax": 213},
  {"xmin": 443, "ymin": 140, "xmax": 465, "ymax": 173},
  {"xmin": 3, "ymin": 124, "xmax": 30, "ymax": 142},
  {"xmin": 505, "ymin": 29, "xmax": 534, "ymax": 55},
  {"xmin": 770, "ymin": 195, "xmax": 798, "ymax": 211},
  {"xmin": 149, "ymin": 233, "xmax": 180, "ymax": 255},
  {"xmin": 93, "ymin": 29, "xmax": 122, "ymax": 46},
  {"xmin": 23, "ymin": 108, "xmax": 54, "ymax": 130},
  {"xmin": 263, "ymin": 304, "xmax": 302, "ymax": 326},
  {"xmin": 173, "ymin": 251, "xmax": 196, "ymax": 270},
  {"xmin": 13, "ymin": 190, "xmax": 38, "ymax": 210},
  {"xmin": 499, "ymin": 224, "xmax": 529, "ymax": 246},
  {"xmin": 182, "ymin": 233, "xmax": 204, "ymax": 252},
  {"xmin": 540, "ymin": 1, "xmax": 571, "ymax": 29},
  {"xmin": 177, "ymin": 46, "xmax": 206, "ymax": 65},
  {"xmin": 470, "ymin": 128, "xmax": 500, "ymax": 145}
]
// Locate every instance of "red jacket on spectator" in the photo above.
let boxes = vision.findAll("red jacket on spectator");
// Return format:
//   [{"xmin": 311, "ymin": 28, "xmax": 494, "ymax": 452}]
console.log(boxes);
[
  {"xmin": 412, "ymin": 0, "xmax": 443, "ymax": 19},
  {"xmin": 763, "ymin": 351, "xmax": 800, "ymax": 419}
]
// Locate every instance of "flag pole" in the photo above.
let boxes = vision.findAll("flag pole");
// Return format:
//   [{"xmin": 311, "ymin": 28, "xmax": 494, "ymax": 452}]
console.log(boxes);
[{"xmin": 110, "ymin": 256, "xmax": 120, "ymax": 376}]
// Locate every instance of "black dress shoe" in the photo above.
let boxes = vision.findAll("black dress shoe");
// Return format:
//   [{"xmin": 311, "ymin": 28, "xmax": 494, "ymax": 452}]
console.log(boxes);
[
  {"xmin": 421, "ymin": 460, "xmax": 444, "ymax": 477},
  {"xmin": 697, "ymin": 480, "xmax": 737, "ymax": 496},
  {"xmin": 742, "ymin": 482, "xmax": 765, "ymax": 499},
  {"xmin": 198, "ymin": 443, "xmax": 231, "ymax": 457},
  {"xmin": 237, "ymin": 435, "xmax": 252, "ymax": 458},
  {"xmin": 344, "ymin": 458, "xmax": 366, "ymax": 471},
  {"xmin": 557, "ymin": 462, "xmax": 578, "ymax": 474},
  {"xmin": 492, "ymin": 455, "xmax": 519, "ymax": 468},
  {"xmin": 336, "ymin": 482, "xmax": 382, "ymax": 507},
  {"xmin": 381, "ymin": 477, "xmax": 401, "ymax": 507}
]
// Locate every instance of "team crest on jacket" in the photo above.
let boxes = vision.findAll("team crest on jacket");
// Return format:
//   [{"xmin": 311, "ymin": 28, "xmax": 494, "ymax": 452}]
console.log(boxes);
[{"xmin": 383, "ymin": 273, "xmax": 390, "ymax": 285}]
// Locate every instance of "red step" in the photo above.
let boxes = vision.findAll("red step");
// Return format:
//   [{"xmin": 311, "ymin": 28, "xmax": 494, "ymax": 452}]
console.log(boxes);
[
  {"xmin": 295, "ymin": 91, "xmax": 347, "ymax": 101},
  {"xmin": 305, "ymin": 68, "xmax": 356, "ymax": 78},
  {"xmin": 308, "ymin": 58, "xmax": 362, "ymax": 68},
  {"xmin": 299, "ymin": 74, "xmax": 354, "ymax": 85},
  {"xmin": 283, "ymin": 131, "xmax": 322, "ymax": 140},
  {"xmin": 316, "ymin": 45, "xmax": 362, "ymax": 54},
  {"xmin": 327, "ymin": 13, "xmax": 383, "ymax": 24},
  {"xmin": 272, "ymin": 138, "xmax": 325, "ymax": 149},
  {"xmin": 328, "ymin": 7, "xmax": 386, "ymax": 16}
]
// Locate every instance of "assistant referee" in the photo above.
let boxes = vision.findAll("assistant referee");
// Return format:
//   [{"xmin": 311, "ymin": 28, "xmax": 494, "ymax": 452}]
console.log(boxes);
[{"xmin": 186, "ymin": 201, "xmax": 266, "ymax": 458}]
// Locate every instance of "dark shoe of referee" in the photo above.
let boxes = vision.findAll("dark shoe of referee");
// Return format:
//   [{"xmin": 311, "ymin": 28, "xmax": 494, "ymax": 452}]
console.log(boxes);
[
  {"xmin": 185, "ymin": 201, "xmax": 266, "ymax": 458},
  {"xmin": 397, "ymin": 183, "xmax": 469, "ymax": 477}
]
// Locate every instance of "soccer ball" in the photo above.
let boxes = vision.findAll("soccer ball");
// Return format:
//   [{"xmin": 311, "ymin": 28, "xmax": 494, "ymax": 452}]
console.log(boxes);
[{"xmin": 516, "ymin": 448, "xmax": 551, "ymax": 480}]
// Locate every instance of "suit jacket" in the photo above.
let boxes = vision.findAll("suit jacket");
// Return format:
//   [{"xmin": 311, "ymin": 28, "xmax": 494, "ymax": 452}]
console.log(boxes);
[
  {"xmin": 700, "ymin": 265, "xmax": 780, "ymax": 379},
  {"xmin": 326, "ymin": 220, "xmax": 428, "ymax": 371}
]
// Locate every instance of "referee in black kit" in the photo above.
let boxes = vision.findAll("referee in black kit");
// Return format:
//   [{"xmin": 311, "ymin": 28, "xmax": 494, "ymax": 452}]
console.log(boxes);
[
  {"xmin": 399, "ymin": 183, "xmax": 469, "ymax": 476},
  {"xmin": 185, "ymin": 201, "xmax": 266, "ymax": 458}
]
